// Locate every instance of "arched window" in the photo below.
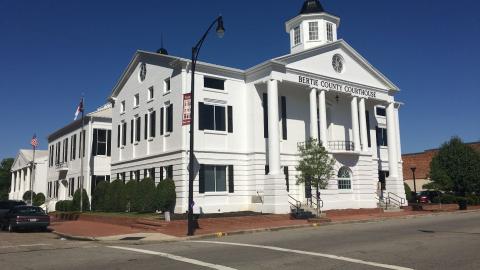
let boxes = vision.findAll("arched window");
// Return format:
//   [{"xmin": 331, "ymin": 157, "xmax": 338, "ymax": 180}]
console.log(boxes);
[{"xmin": 337, "ymin": 166, "xmax": 352, "ymax": 190}]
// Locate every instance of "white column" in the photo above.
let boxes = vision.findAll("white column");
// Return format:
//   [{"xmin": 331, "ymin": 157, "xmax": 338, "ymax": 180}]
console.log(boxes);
[
  {"xmin": 350, "ymin": 96, "xmax": 360, "ymax": 151},
  {"xmin": 26, "ymin": 167, "xmax": 32, "ymax": 193},
  {"xmin": 395, "ymin": 105, "xmax": 402, "ymax": 161},
  {"xmin": 10, "ymin": 172, "xmax": 15, "ymax": 198},
  {"xmin": 309, "ymin": 88, "xmax": 318, "ymax": 140},
  {"xmin": 263, "ymin": 78, "xmax": 289, "ymax": 214},
  {"xmin": 19, "ymin": 169, "xmax": 24, "ymax": 196},
  {"xmin": 358, "ymin": 98, "xmax": 368, "ymax": 151},
  {"xmin": 386, "ymin": 102, "xmax": 399, "ymax": 178},
  {"xmin": 318, "ymin": 90, "xmax": 328, "ymax": 148},
  {"xmin": 267, "ymin": 79, "xmax": 281, "ymax": 175}
]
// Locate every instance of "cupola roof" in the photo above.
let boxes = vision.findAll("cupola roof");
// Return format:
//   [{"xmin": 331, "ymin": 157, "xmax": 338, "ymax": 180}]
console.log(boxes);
[{"xmin": 299, "ymin": 0, "xmax": 325, "ymax": 15}]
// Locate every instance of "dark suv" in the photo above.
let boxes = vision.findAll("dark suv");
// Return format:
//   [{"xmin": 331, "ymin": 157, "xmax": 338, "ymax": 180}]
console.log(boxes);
[{"xmin": 0, "ymin": 200, "xmax": 27, "ymax": 219}]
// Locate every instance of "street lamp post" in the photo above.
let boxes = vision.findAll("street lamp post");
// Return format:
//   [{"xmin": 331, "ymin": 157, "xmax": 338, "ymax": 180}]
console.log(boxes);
[
  {"xmin": 410, "ymin": 166, "xmax": 417, "ymax": 202},
  {"xmin": 188, "ymin": 16, "xmax": 225, "ymax": 236}
]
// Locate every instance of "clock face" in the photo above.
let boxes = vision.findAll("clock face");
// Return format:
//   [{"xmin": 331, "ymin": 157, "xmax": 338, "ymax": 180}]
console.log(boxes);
[
  {"xmin": 332, "ymin": 54, "xmax": 344, "ymax": 73},
  {"xmin": 139, "ymin": 62, "xmax": 147, "ymax": 82}
]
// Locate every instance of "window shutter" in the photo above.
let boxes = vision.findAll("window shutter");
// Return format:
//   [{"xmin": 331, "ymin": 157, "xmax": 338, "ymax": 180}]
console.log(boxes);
[
  {"xmin": 107, "ymin": 130, "xmax": 111, "ymax": 157},
  {"xmin": 263, "ymin": 93, "xmax": 268, "ymax": 138},
  {"xmin": 160, "ymin": 167, "xmax": 164, "ymax": 181},
  {"xmin": 151, "ymin": 111, "xmax": 156, "ymax": 137},
  {"xmin": 281, "ymin": 96, "xmax": 287, "ymax": 140},
  {"xmin": 199, "ymin": 164, "xmax": 205, "ymax": 194},
  {"xmin": 144, "ymin": 114, "xmax": 148, "ymax": 140},
  {"xmin": 117, "ymin": 125, "xmax": 120, "ymax": 148},
  {"xmin": 228, "ymin": 165, "xmax": 234, "ymax": 193},
  {"xmin": 376, "ymin": 126, "xmax": 381, "ymax": 146},
  {"xmin": 130, "ymin": 119, "xmax": 134, "ymax": 144},
  {"xmin": 92, "ymin": 130, "xmax": 97, "ymax": 156},
  {"xmin": 160, "ymin": 107, "xmax": 164, "ymax": 135},
  {"xmin": 167, "ymin": 104, "xmax": 173, "ymax": 132},
  {"xmin": 199, "ymin": 102, "xmax": 205, "ymax": 130},
  {"xmin": 366, "ymin": 111, "xmax": 371, "ymax": 148},
  {"xmin": 265, "ymin": 165, "xmax": 269, "ymax": 175},
  {"xmin": 227, "ymin": 106, "xmax": 233, "ymax": 133},
  {"xmin": 284, "ymin": 166, "xmax": 289, "ymax": 192},
  {"xmin": 383, "ymin": 128, "xmax": 388, "ymax": 146}
]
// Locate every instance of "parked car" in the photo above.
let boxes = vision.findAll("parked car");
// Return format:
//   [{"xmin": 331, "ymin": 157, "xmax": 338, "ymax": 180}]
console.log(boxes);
[
  {"xmin": 417, "ymin": 190, "xmax": 442, "ymax": 203},
  {"xmin": 0, "ymin": 200, "xmax": 26, "ymax": 219},
  {"xmin": 1, "ymin": 205, "xmax": 50, "ymax": 232}
]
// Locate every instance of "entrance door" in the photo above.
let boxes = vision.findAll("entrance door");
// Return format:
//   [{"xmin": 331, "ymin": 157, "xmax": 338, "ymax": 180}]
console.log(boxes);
[{"xmin": 378, "ymin": 170, "xmax": 389, "ymax": 198}]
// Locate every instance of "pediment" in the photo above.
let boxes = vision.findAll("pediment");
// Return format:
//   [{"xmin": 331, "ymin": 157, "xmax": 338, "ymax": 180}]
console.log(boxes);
[
  {"xmin": 276, "ymin": 40, "xmax": 398, "ymax": 91},
  {"xmin": 11, "ymin": 152, "xmax": 29, "ymax": 171}
]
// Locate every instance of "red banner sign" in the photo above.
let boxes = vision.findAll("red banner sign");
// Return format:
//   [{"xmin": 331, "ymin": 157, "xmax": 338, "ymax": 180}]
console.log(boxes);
[{"xmin": 182, "ymin": 93, "xmax": 191, "ymax": 126}]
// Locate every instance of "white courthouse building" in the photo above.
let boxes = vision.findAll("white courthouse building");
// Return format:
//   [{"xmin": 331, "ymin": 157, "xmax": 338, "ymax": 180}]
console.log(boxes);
[
  {"xmin": 9, "ymin": 150, "xmax": 48, "ymax": 201},
  {"xmin": 46, "ymin": 104, "xmax": 112, "ymax": 210},
  {"xmin": 109, "ymin": 0, "xmax": 406, "ymax": 214}
]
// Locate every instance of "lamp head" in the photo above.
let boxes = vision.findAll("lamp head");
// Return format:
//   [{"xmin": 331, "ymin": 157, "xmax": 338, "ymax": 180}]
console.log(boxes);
[
  {"xmin": 410, "ymin": 166, "xmax": 416, "ymax": 172},
  {"xmin": 216, "ymin": 16, "xmax": 225, "ymax": 38}
]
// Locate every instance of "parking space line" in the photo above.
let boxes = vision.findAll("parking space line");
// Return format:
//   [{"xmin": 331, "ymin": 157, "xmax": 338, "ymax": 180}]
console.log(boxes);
[
  {"xmin": 192, "ymin": 241, "xmax": 413, "ymax": 270},
  {"xmin": 107, "ymin": 246, "xmax": 237, "ymax": 270}
]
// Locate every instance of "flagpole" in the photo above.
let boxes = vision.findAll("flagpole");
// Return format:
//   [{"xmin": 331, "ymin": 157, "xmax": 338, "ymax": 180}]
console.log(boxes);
[
  {"xmin": 30, "ymin": 144, "xmax": 35, "ymax": 206},
  {"xmin": 80, "ymin": 97, "xmax": 84, "ymax": 213}
]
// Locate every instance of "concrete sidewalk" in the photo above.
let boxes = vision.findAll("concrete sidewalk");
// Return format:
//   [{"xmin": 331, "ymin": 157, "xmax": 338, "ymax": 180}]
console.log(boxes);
[{"xmin": 50, "ymin": 205, "xmax": 480, "ymax": 242}]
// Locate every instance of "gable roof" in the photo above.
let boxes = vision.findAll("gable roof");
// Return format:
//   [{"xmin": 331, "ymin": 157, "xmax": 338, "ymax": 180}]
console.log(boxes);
[
  {"xmin": 273, "ymin": 39, "xmax": 399, "ymax": 91},
  {"xmin": 11, "ymin": 149, "xmax": 48, "ymax": 171}
]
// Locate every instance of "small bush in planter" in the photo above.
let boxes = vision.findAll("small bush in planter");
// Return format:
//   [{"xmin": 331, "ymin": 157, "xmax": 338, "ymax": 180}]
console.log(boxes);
[
  {"xmin": 33, "ymin": 193, "xmax": 46, "ymax": 206},
  {"xmin": 22, "ymin": 190, "xmax": 36, "ymax": 202}
]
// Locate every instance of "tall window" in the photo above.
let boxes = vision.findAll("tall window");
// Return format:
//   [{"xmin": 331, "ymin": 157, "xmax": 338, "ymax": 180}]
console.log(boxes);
[
  {"xmin": 376, "ymin": 127, "xmax": 388, "ymax": 147},
  {"xmin": 62, "ymin": 138, "xmax": 68, "ymax": 163},
  {"xmin": 166, "ymin": 104, "xmax": 173, "ymax": 133},
  {"xmin": 308, "ymin": 21, "xmax": 319, "ymax": 40},
  {"xmin": 49, "ymin": 145, "xmax": 54, "ymax": 167},
  {"xmin": 204, "ymin": 165, "xmax": 227, "ymax": 192},
  {"xmin": 134, "ymin": 94, "xmax": 139, "ymax": 107},
  {"xmin": 293, "ymin": 26, "xmax": 301, "ymax": 45},
  {"xmin": 135, "ymin": 116, "xmax": 141, "ymax": 142},
  {"xmin": 149, "ymin": 111, "xmax": 156, "ymax": 138},
  {"xmin": 148, "ymin": 86, "xmax": 154, "ymax": 100},
  {"xmin": 122, "ymin": 122, "xmax": 127, "ymax": 146},
  {"xmin": 92, "ymin": 129, "xmax": 111, "ymax": 156},
  {"xmin": 164, "ymin": 78, "xmax": 171, "ymax": 93},
  {"xmin": 326, "ymin": 22, "xmax": 333, "ymax": 42},
  {"xmin": 204, "ymin": 77, "xmax": 225, "ymax": 90},
  {"xmin": 68, "ymin": 178, "xmax": 75, "ymax": 197},
  {"xmin": 337, "ymin": 167, "xmax": 352, "ymax": 190},
  {"xmin": 199, "ymin": 103, "xmax": 225, "ymax": 131},
  {"xmin": 71, "ymin": 134, "xmax": 77, "ymax": 160},
  {"xmin": 375, "ymin": 106, "xmax": 386, "ymax": 117}
]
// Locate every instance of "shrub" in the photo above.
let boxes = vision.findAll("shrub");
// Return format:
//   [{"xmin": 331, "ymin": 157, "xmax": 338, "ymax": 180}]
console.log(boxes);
[
  {"xmin": 104, "ymin": 180, "xmax": 126, "ymax": 212},
  {"xmin": 92, "ymin": 181, "xmax": 109, "ymax": 211},
  {"xmin": 466, "ymin": 195, "xmax": 480, "ymax": 205},
  {"xmin": 136, "ymin": 178, "xmax": 156, "ymax": 213},
  {"xmin": 33, "ymin": 193, "xmax": 46, "ymax": 206},
  {"xmin": 125, "ymin": 180, "xmax": 139, "ymax": 212},
  {"xmin": 72, "ymin": 188, "xmax": 90, "ymax": 211},
  {"xmin": 436, "ymin": 194, "xmax": 460, "ymax": 204},
  {"xmin": 156, "ymin": 179, "xmax": 176, "ymax": 212},
  {"xmin": 55, "ymin": 200, "xmax": 73, "ymax": 212},
  {"xmin": 404, "ymin": 183, "xmax": 413, "ymax": 203},
  {"xmin": 22, "ymin": 190, "xmax": 36, "ymax": 202}
]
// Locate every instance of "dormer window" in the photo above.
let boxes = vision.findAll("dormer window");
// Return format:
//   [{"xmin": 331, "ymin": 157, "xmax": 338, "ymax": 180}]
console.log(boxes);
[
  {"xmin": 308, "ymin": 22, "xmax": 319, "ymax": 41},
  {"xmin": 164, "ymin": 78, "xmax": 171, "ymax": 93},
  {"xmin": 204, "ymin": 77, "xmax": 225, "ymax": 90},
  {"xmin": 120, "ymin": 101, "xmax": 125, "ymax": 113},
  {"xmin": 148, "ymin": 86, "xmax": 154, "ymax": 100},
  {"xmin": 133, "ymin": 94, "xmax": 139, "ymax": 107},
  {"xmin": 293, "ymin": 26, "xmax": 301, "ymax": 45},
  {"xmin": 326, "ymin": 22, "xmax": 333, "ymax": 42}
]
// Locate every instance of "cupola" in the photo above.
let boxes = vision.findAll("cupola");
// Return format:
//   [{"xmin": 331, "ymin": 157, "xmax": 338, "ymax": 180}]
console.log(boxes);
[{"xmin": 285, "ymin": 0, "xmax": 340, "ymax": 54}]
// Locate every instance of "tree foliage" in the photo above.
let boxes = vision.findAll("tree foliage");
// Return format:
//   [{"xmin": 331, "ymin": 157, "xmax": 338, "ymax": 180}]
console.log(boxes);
[
  {"xmin": 295, "ymin": 138, "xmax": 335, "ymax": 190},
  {"xmin": 0, "ymin": 158, "xmax": 14, "ymax": 200},
  {"xmin": 71, "ymin": 188, "xmax": 90, "ymax": 211},
  {"xmin": 33, "ymin": 193, "xmax": 46, "ymax": 206},
  {"xmin": 427, "ymin": 137, "xmax": 480, "ymax": 195},
  {"xmin": 22, "ymin": 190, "xmax": 36, "ymax": 202}
]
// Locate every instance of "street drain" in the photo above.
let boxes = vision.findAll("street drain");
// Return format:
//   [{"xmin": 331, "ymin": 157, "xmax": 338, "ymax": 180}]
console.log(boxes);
[
  {"xmin": 120, "ymin": 237, "xmax": 145, "ymax": 240},
  {"xmin": 418, "ymin": 230, "xmax": 435, "ymax": 233}
]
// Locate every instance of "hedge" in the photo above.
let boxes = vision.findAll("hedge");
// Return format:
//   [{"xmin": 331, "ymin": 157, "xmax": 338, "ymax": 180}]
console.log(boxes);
[
  {"xmin": 92, "ymin": 181, "xmax": 109, "ymax": 211},
  {"xmin": 72, "ymin": 188, "xmax": 90, "ymax": 211},
  {"xmin": 33, "ymin": 193, "xmax": 46, "ymax": 206},
  {"xmin": 105, "ymin": 180, "xmax": 126, "ymax": 212},
  {"xmin": 125, "ymin": 180, "xmax": 138, "ymax": 212},
  {"xmin": 55, "ymin": 200, "xmax": 73, "ymax": 212},
  {"xmin": 156, "ymin": 179, "xmax": 176, "ymax": 212},
  {"xmin": 431, "ymin": 194, "xmax": 480, "ymax": 205},
  {"xmin": 136, "ymin": 178, "xmax": 156, "ymax": 213}
]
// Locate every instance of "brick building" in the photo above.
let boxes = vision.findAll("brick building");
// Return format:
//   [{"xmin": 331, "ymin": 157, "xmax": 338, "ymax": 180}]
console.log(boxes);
[{"xmin": 402, "ymin": 141, "xmax": 480, "ymax": 192}]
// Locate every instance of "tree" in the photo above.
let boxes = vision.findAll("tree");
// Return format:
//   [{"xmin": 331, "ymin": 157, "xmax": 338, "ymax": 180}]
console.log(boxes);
[
  {"xmin": 295, "ymin": 138, "xmax": 335, "ymax": 216},
  {"xmin": 104, "ymin": 180, "xmax": 126, "ymax": 212},
  {"xmin": 136, "ymin": 178, "xmax": 156, "ymax": 213},
  {"xmin": 0, "ymin": 158, "xmax": 14, "ymax": 200},
  {"xmin": 23, "ymin": 190, "xmax": 36, "ymax": 203},
  {"xmin": 72, "ymin": 188, "xmax": 90, "ymax": 211},
  {"xmin": 426, "ymin": 137, "xmax": 480, "ymax": 196},
  {"xmin": 156, "ymin": 179, "xmax": 176, "ymax": 212},
  {"xmin": 92, "ymin": 181, "xmax": 109, "ymax": 211},
  {"xmin": 33, "ymin": 193, "xmax": 46, "ymax": 206}
]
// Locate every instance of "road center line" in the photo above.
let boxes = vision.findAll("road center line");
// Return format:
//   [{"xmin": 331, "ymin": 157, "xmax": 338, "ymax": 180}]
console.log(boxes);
[
  {"xmin": 192, "ymin": 241, "xmax": 413, "ymax": 270},
  {"xmin": 107, "ymin": 246, "xmax": 237, "ymax": 270}
]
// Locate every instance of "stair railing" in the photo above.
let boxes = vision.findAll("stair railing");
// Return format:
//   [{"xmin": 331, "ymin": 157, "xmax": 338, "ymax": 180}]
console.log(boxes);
[
  {"xmin": 288, "ymin": 195, "xmax": 302, "ymax": 211},
  {"xmin": 386, "ymin": 192, "xmax": 406, "ymax": 209}
]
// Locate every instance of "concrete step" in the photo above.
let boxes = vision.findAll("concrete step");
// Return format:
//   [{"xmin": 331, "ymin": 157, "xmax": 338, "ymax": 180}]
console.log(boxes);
[
  {"xmin": 135, "ymin": 218, "xmax": 168, "ymax": 227},
  {"xmin": 383, "ymin": 208, "xmax": 404, "ymax": 213}
]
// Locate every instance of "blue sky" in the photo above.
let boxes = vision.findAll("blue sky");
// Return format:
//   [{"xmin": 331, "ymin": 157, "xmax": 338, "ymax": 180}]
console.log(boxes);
[{"xmin": 0, "ymin": 0, "xmax": 479, "ymax": 160}]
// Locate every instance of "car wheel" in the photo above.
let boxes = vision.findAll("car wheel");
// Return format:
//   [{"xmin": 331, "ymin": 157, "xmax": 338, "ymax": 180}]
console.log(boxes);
[
  {"xmin": 40, "ymin": 226, "xmax": 48, "ymax": 232},
  {"xmin": 8, "ymin": 224, "xmax": 15, "ymax": 233}
]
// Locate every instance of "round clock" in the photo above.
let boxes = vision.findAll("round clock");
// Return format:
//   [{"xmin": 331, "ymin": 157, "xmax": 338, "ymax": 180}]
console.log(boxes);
[
  {"xmin": 332, "ymin": 54, "xmax": 344, "ymax": 73},
  {"xmin": 139, "ymin": 62, "xmax": 147, "ymax": 82}
]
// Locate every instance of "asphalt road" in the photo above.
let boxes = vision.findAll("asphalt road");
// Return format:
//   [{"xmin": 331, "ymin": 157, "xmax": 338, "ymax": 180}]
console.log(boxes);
[{"xmin": 1, "ymin": 211, "xmax": 479, "ymax": 270}]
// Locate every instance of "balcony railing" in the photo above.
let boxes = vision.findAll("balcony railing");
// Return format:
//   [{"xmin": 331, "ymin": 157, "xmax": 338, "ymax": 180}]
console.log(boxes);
[{"xmin": 328, "ymin": 141, "xmax": 355, "ymax": 152}]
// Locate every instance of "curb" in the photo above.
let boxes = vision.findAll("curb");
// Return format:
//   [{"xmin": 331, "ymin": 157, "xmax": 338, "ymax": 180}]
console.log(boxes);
[{"xmin": 51, "ymin": 209, "xmax": 480, "ymax": 243}]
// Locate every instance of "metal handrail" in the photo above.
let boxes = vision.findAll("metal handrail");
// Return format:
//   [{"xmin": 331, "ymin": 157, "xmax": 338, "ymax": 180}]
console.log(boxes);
[
  {"xmin": 288, "ymin": 195, "xmax": 302, "ymax": 210},
  {"xmin": 311, "ymin": 194, "xmax": 324, "ymax": 209},
  {"xmin": 388, "ymin": 192, "xmax": 405, "ymax": 206},
  {"xmin": 328, "ymin": 141, "xmax": 355, "ymax": 151}
]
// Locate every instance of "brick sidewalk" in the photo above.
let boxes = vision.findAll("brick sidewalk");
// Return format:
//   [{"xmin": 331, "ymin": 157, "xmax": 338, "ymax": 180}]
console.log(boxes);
[{"xmin": 49, "ymin": 205, "xmax": 480, "ymax": 239}]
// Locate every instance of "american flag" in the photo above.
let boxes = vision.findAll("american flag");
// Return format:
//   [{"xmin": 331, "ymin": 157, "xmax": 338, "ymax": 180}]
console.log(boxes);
[
  {"xmin": 30, "ymin": 134, "xmax": 38, "ymax": 148},
  {"xmin": 74, "ymin": 98, "xmax": 84, "ymax": 120}
]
